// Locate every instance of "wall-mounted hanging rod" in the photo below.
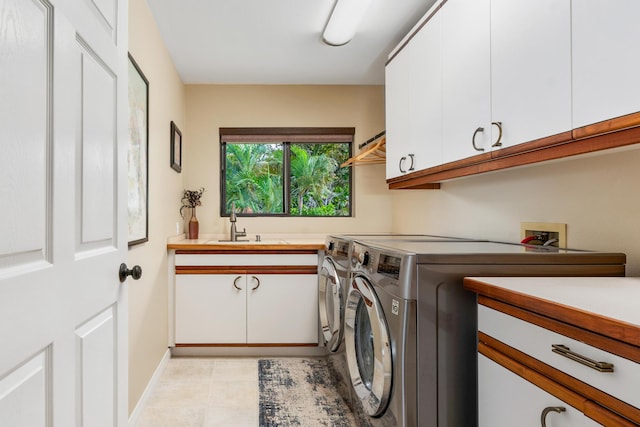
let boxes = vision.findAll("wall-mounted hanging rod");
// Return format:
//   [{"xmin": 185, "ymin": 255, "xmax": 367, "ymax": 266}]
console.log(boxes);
[{"xmin": 358, "ymin": 130, "xmax": 386, "ymax": 149}]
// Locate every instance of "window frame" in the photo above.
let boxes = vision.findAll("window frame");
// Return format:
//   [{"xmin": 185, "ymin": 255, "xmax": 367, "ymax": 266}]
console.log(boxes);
[{"xmin": 220, "ymin": 127, "xmax": 354, "ymax": 218}]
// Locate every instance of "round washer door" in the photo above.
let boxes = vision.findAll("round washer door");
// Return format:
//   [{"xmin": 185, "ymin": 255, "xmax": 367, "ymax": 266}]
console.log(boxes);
[
  {"xmin": 345, "ymin": 274, "xmax": 392, "ymax": 417},
  {"xmin": 318, "ymin": 257, "xmax": 343, "ymax": 352}
]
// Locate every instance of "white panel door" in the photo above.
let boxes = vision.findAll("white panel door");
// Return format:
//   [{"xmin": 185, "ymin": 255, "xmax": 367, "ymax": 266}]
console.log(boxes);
[{"xmin": 0, "ymin": 0, "xmax": 129, "ymax": 426}]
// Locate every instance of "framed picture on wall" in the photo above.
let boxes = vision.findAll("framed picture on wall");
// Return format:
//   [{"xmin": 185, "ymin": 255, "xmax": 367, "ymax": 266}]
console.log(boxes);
[
  {"xmin": 127, "ymin": 53, "xmax": 149, "ymax": 246},
  {"xmin": 171, "ymin": 121, "xmax": 182, "ymax": 173}
]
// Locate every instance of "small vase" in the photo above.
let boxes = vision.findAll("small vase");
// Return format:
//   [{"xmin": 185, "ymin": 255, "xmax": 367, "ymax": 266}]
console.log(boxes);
[{"xmin": 188, "ymin": 208, "xmax": 199, "ymax": 239}]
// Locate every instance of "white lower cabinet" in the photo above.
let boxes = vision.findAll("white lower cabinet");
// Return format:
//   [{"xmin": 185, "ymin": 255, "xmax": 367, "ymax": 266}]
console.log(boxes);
[
  {"xmin": 246, "ymin": 274, "xmax": 318, "ymax": 344},
  {"xmin": 175, "ymin": 274, "xmax": 246, "ymax": 344},
  {"xmin": 175, "ymin": 273, "xmax": 318, "ymax": 345},
  {"xmin": 479, "ymin": 353, "xmax": 599, "ymax": 426}
]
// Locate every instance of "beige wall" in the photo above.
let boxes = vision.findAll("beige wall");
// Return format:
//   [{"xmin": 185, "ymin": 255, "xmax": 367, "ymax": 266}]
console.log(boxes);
[
  {"xmin": 184, "ymin": 84, "xmax": 393, "ymax": 236},
  {"xmin": 391, "ymin": 146, "xmax": 640, "ymax": 276},
  {"xmin": 128, "ymin": 0, "xmax": 186, "ymax": 414}
]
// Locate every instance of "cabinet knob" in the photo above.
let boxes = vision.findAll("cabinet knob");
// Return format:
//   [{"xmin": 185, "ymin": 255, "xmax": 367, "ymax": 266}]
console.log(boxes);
[
  {"xmin": 233, "ymin": 275, "xmax": 243, "ymax": 290},
  {"xmin": 540, "ymin": 406, "xmax": 565, "ymax": 427}
]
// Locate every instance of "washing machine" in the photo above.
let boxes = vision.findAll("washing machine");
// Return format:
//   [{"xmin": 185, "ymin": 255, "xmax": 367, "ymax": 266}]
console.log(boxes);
[
  {"xmin": 318, "ymin": 234, "xmax": 475, "ymax": 411},
  {"xmin": 344, "ymin": 240, "xmax": 625, "ymax": 426}
]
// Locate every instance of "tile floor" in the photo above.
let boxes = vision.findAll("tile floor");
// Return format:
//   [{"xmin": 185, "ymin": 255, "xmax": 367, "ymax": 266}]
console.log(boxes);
[{"xmin": 135, "ymin": 357, "xmax": 260, "ymax": 427}]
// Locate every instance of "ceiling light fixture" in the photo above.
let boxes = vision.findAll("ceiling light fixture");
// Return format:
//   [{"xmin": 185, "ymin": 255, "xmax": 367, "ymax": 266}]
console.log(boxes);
[{"xmin": 322, "ymin": 0, "xmax": 373, "ymax": 46}]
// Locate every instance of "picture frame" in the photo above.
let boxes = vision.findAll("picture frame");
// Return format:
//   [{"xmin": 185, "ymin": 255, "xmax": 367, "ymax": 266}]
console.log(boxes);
[
  {"xmin": 170, "ymin": 121, "xmax": 182, "ymax": 173},
  {"xmin": 127, "ymin": 53, "xmax": 149, "ymax": 246}
]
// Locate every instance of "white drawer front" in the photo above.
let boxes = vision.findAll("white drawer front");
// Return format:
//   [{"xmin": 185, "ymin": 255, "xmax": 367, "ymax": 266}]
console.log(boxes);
[
  {"xmin": 479, "ymin": 305, "xmax": 640, "ymax": 409},
  {"xmin": 175, "ymin": 253, "xmax": 318, "ymax": 266}
]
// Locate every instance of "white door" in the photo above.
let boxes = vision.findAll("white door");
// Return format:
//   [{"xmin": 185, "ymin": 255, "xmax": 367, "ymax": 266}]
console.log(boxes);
[
  {"xmin": 0, "ymin": 0, "xmax": 129, "ymax": 426},
  {"xmin": 490, "ymin": 0, "xmax": 571, "ymax": 149},
  {"xmin": 441, "ymin": 0, "xmax": 491, "ymax": 163}
]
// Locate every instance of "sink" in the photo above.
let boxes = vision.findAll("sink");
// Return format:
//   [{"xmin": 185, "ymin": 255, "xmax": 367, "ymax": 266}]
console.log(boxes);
[{"xmin": 208, "ymin": 239, "xmax": 288, "ymax": 244}]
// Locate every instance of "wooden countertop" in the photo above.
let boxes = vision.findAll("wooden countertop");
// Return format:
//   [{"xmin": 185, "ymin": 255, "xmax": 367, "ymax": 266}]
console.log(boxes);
[
  {"xmin": 167, "ymin": 235, "xmax": 325, "ymax": 251},
  {"xmin": 464, "ymin": 276, "xmax": 640, "ymax": 346}
]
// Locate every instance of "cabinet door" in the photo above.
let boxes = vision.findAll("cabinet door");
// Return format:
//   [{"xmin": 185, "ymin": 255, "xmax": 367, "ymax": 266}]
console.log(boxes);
[
  {"xmin": 175, "ymin": 274, "xmax": 247, "ymax": 344},
  {"xmin": 408, "ymin": 12, "xmax": 442, "ymax": 171},
  {"xmin": 441, "ymin": 0, "xmax": 491, "ymax": 163},
  {"xmin": 479, "ymin": 354, "xmax": 599, "ymax": 426},
  {"xmin": 247, "ymin": 274, "xmax": 318, "ymax": 344},
  {"xmin": 385, "ymin": 48, "xmax": 411, "ymax": 179},
  {"xmin": 572, "ymin": 0, "xmax": 640, "ymax": 128},
  {"xmin": 490, "ymin": 0, "xmax": 571, "ymax": 149}
]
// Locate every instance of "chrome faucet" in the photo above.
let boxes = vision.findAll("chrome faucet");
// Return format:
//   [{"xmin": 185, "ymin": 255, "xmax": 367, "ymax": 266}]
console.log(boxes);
[{"xmin": 229, "ymin": 202, "xmax": 247, "ymax": 241}]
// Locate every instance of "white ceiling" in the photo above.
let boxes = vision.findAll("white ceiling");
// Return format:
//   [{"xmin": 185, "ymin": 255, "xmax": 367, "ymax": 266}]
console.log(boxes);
[{"xmin": 145, "ymin": 0, "xmax": 437, "ymax": 85}]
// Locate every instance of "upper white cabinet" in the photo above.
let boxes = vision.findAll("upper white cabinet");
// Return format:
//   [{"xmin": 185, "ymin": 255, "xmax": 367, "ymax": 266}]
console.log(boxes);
[
  {"xmin": 386, "ymin": 0, "xmax": 640, "ymax": 187},
  {"xmin": 572, "ymin": 0, "xmax": 640, "ymax": 128},
  {"xmin": 385, "ymin": 45, "xmax": 411, "ymax": 179},
  {"xmin": 441, "ymin": 0, "xmax": 491, "ymax": 162},
  {"xmin": 490, "ymin": 0, "xmax": 571, "ymax": 149},
  {"xmin": 386, "ymin": 13, "xmax": 443, "ymax": 179}
]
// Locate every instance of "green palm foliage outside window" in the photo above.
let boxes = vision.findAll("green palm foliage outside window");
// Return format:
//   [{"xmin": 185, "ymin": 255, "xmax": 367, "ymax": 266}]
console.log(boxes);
[{"xmin": 221, "ymin": 128, "xmax": 352, "ymax": 217}]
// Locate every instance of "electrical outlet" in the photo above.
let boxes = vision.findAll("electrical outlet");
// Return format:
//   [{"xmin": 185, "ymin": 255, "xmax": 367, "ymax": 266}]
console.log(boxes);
[{"xmin": 520, "ymin": 222, "xmax": 567, "ymax": 248}]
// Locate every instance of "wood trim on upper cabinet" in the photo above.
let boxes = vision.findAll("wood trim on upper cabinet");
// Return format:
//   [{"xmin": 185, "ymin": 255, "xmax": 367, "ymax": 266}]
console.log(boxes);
[{"xmin": 388, "ymin": 112, "xmax": 640, "ymax": 190}]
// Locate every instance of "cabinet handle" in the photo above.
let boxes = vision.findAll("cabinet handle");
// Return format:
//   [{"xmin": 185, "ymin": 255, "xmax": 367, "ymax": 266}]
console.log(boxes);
[
  {"xmin": 250, "ymin": 276, "xmax": 260, "ymax": 291},
  {"xmin": 407, "ymin": 153, "xmax": 415, "ymax": 171},
  {"xmin": 233, "ymin": 275, "xmax": 243, "ymax": 290},
  {"xmin": 491, "ymin": 121, "xmax": 503, "ymax": 147},
  {"xmin": 472, "ymin": 127, "xmax": 485, "ymax": 152},
  {"xmin": 399, "ymin": 156, "xmax": 407, "ymax": 173},
  {"xmin": 551, "ymin": 344, "xmax": 614, "ymax": 372},
  {"xmin": 541, "ymin": 406, "xmax": 565, "ymax": 427}
]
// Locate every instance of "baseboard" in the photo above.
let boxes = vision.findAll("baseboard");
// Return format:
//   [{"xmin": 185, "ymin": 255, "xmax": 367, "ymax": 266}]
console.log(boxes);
[{"xmin": 128, "ymin": 348, "xmax": 171, "ymax": 427}]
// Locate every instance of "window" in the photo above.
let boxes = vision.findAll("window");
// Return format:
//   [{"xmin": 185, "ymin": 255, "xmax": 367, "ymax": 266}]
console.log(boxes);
[{"xmin": 220, "ymin": 127, "xmax": 353, "ymax": 217}]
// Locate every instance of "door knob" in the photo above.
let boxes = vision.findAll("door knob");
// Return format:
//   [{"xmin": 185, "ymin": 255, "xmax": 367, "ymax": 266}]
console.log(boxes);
[{"xmin": 119, "ymin": 263, "xmax": 142, "ymax": 282}]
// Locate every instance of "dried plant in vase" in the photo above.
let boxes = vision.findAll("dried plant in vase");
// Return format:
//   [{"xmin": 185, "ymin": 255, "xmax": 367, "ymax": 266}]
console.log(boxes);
[{"xmin": 180, "ymin": 187, "xmax": 205, "ymax": 239}]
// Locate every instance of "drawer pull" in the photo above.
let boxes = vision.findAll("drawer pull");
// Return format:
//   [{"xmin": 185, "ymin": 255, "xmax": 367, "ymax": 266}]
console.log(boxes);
[
  {"xmin": 233, "ymin": 275, "xmax": 243, "ymax": 291},
  {"xmin": 541, "ymin": 406, "xmax": 565, "ymax": 427},
  {"xmin": 551, "ymin": 344, "xmax": 614, "ymax": 372}
]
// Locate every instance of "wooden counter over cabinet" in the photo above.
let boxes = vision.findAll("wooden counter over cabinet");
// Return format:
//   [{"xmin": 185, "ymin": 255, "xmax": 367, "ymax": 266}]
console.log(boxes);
[{"xmin": 167, "ymin": 236, "xmax": 325, "ymax": 252}]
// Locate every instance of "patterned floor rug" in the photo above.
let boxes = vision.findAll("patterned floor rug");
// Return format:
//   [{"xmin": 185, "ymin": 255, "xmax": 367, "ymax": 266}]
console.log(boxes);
[{"xmin": 258, "ymin": 358, "xmax": 358, "ymax": 426}]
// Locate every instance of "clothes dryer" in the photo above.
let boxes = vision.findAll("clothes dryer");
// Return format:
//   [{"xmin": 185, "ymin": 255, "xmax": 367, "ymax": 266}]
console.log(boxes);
[
  {"xmin": 345, "ymin": 240, "xmax": 625, "ymax": 427},
  {"xmin": 318, "ymin": 234, "xmax": 474, "ymax": 411}
]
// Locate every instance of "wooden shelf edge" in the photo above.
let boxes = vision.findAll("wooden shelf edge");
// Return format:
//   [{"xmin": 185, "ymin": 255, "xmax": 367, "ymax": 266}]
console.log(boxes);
[{"xmin": 387, "ymin": 114, "xmax": 640, "ymax": 190}]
